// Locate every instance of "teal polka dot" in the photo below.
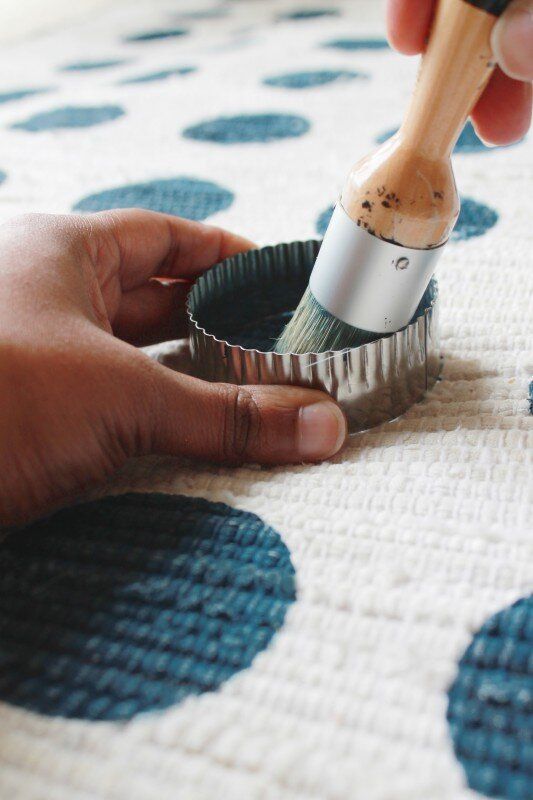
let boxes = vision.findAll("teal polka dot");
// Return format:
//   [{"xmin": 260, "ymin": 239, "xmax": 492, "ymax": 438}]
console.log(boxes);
[
  {"xmin": 281, "ymin": 8, "xmax": 340, "ymax": 19},
  {"xmin": 12, "ymin": 105, "xmax": 125, "ymax": 132},
  {"xmin": 452, "ymin": 197, "xmax": 498, "ymax": 240},
  {"xmin": 120, "ymin": 66, "xmax": 196, "ymax": 85},
  {"xmin": 73, "ymin": 177, "xmax": 234, "ymax": 221},
  {"xmin": 263, "ymin": 69, "xmax": 367, "ymax": 89},
  {"xmin": 0, "ymin": 494, "xmax": 296, "ymax": 721},
  {"xmin": 125, "ymin": 28, "xmax": 188, "ymax": 43},
  {"xmin": 0, "ymin": 88, "xmax": 51, "ymax": 104},
  {"xmin": 316, "ymin": 196, "xmax": 498, "ymax": 241},
  {"xmin": 375, "ymin": 121, "xmax": 518, "ymax": 153},
  {"xmin": 183, "ymin": 113, "xmax": 310, "ymax": 144},
  {"xmin": 447, "ymin": 595, "xmax": 533, "ymax": 800},
  {"xmin": 0, "ymin": 170, "xmax": 6, "ymax": 185},
  {"xmin": 60, "ymin": 59, "xmax": 128, "ymax": 72},
  {"xmin": 323, "ymin": 38, "xmax": 389, "ymax": 50}
]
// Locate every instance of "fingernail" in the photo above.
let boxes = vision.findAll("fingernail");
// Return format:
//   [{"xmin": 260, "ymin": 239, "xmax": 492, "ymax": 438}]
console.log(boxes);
[
  {"xmin": 492, "ymin": 3, "xmax": 533, "ymax": 82},
  {"xmin": 297, "ymin": 401, "xmax": 347, "ymax": 461}
]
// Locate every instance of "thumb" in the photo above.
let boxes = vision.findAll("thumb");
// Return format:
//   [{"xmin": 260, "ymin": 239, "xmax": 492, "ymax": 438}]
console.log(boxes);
[
  {"xmin": 492, "ymin": 0, "xmax": 533, "ymax": 81},
  {"xmin": 143, "ymin": 365, "xmax": 347, "ymax": 465}
]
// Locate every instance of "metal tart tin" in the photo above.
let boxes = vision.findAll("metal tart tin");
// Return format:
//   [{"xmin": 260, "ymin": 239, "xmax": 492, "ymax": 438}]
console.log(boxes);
[{"xmin": 187, "ymin": 240, "xmax": 441, "ymax": 433}]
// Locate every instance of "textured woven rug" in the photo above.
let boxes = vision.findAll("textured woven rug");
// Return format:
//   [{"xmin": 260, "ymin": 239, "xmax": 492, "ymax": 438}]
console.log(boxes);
[{"xmin": 0, "ymin": 1, "xmax": 531, "ymax": 799}]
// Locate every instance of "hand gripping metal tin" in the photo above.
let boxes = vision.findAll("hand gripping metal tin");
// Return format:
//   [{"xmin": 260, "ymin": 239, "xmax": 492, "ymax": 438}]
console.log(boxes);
[{"xmin": 187, "ymin": 240, "xmax": 442, "ymax": 433}]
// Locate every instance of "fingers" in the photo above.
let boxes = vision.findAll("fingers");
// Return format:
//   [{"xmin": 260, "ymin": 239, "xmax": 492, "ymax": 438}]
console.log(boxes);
[
  {"xmin": 87, "ymin": 208, "xmax": 255, "ymax": 291},
  {"xmin": 112, "ymin": 279, "xmax": 191, "ymax": 345},
  {"xmin": 138, "ymin": 362, "xmax": 347, "ymax": 465},
  {"xmin": 386, "ymin": 0, "xmax": 436, "ymax": 54},
  {"xmin": 471, "ymin": 66, "xmax": 532, "ymax": 144},
  {"xmin": 491, "ymin": 0, "xmax": 533, "ymax": 81}
]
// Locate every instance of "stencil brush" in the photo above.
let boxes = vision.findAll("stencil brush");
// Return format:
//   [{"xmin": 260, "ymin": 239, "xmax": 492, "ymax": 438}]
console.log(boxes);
[{"xmin": 275, "ymin": 0, "xmax": 511, "ymax": 354}]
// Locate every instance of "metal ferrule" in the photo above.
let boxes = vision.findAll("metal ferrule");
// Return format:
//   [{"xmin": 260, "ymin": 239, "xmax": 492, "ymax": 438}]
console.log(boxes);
[
  {"xmin": 310, "ymin": 203, "xmax": 445, "ymax": 334},
  {"xmin": 187, "ymin": 240, "xmax": 442, "ymax": 434}
]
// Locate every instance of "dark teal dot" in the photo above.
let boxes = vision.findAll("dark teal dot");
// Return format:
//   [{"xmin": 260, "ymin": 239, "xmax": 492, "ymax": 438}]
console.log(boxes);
[
  {"xmin": 316, "ymin": 204, "xmax": 334, "ymax": 236},
  {"xmin": 323, "ymin": 38, "xmax": 389, "ymax": 50},
  {"xmin": 120, "ymin": 66, "xmax": 196, "ymax": 85},
  {"xmin": 281, "ymin": 8, "xmax": 340, "ymax": 19},
  {"xmin": 447, "ymin": 595, "xmax": 533, "ymax": 800},
  {"xmin": 0, "ymin": 88, "xmax": 51, "ymax": 104},
  {"xmin": 263, "ymin": 69, "xmax": 367, "ymax": 89},
  {"xmin": 453, "ymin": 197, "xmax": 498, "ymax": 240},
  {"xmin": 11, "ymin": 105, "xmax": 125, "ymax": 132},
  {"xmin": 125, "ymin": 28, "xmax": 188, "ymax": 42},
  {"xmin": 0, "ymin": 493, "xmax": 296, "ymax": 721},
  {"xmin": 73, "ymin": 177, "xmax": 234, "ymax": 220},
  {"xmin": 316, "ymin": 197, "xmax": 498, "ymax": 241},
  {"xmin": 183, "ymin": 113, "xmax": 310, "ymax": 144},
  {"xmin": 529, "ymin": 381, "xmax": 533, "ymax": 415},
  {"xmin": 375, "ymin": 121, "xmax": 517, "ymax": 153},
  {"xmin": 59, "ymin": 59, "xmax": 128, "ymax": 72}
]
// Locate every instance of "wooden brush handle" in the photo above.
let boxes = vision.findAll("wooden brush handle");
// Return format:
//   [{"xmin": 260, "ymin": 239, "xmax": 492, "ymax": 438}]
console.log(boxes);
[{"xmin": 341, "ymin": 0, "xmax": 509, "ymax": 249}]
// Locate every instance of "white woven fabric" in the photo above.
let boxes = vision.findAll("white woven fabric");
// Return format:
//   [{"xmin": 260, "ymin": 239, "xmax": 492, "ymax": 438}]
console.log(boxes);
[{"xmin": 0, "ymin": 1, "xmax": 531, "ymax": 798}]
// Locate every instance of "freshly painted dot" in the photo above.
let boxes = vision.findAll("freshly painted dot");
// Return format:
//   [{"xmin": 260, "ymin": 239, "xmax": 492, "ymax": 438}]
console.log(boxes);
[
  {"xmin": 375, "ymin": 121, "xmax": 514, "ymax": 153},
  {"xmin": 125, "ymin": 28, "xmax": 188, "ymax": 43},
  {"xmin": 59, "ymin": 59, "xmax": 128, "ymax": 72},
  {"xmin": 0, "ymin": 88, "xmax": 51, "ymax": 104},
  {"xmin": 73, "ymin": 177, "xmax": 234, "ymax": 220},
  {"xmin": 263, "ymin": 69, "xmax": 367, "ymax": 89},
  {"xmin": 120, "ymin": 66, "xmax": 196, "ymax": 85},
  {"xmin": 281, "ymin": 8, "xmax": 340, "ymax": 19},
  {"xmin": 11, "ymin": 105, "xmax": 125, "ymax": 132},
  {"xmin": 183, "ymin": 113, "xmax": 310, "ymax": 144},
  {"xmin": 0, "ymin": 493, "xmax": 296, "ymax": 721},
  {"xmin": 452, "ymin": 197, "xmax": 498, "ymax": 241},
  {"xmin": 529, "ymin": 380, "xmax": 533, "ymax": 414},
  {"xmin": 316, "ymin": 197, "xmax": 498, "ymax": 241},
  {"xmin": 0, "ymin": 170, "xmax": 6, "ymax": 186},
  {"xmin": 323, "ymin": 37, "xmax": 389, "ymax": 50},
  {"xmin": 447, "ymin": 595, "xmax": 533, "ymax": 800}
]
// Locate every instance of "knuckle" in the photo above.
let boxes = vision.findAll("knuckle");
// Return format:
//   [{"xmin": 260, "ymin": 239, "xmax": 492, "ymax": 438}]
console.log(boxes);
[{"xmin": 219, "ymin": 385, "xmax": 261, "ymax": 462}]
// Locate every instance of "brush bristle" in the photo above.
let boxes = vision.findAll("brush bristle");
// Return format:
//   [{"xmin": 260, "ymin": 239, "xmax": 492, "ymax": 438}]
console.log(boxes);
[{"xmin": 274, "ymin": 287, "xmax": 380, "ymax": 354}]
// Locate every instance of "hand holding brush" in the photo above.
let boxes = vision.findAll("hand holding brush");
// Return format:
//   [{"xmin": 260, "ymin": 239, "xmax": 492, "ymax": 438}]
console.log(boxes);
[{"xmin": 276, "ymin": 0, "xmax": 531, "ymax": 355}]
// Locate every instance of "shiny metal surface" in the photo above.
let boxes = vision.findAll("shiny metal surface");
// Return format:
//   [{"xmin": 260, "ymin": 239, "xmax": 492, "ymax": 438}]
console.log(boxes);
[
  {"xmin": 187, "ymin": 240, "xmax": 441, "ymax": 434},
  {"xmin": 310, "ymin": 203, "xmax": 444, "ymax": 333}
]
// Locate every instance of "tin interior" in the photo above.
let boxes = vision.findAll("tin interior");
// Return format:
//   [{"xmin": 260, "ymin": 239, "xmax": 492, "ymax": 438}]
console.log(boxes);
[{"xmin": 188, "ymin": 240, "xmax": 441, "ymax": 433}]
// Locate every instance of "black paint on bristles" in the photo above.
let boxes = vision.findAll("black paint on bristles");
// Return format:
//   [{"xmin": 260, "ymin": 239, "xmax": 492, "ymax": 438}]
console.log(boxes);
[{"xmin": 274, "ymin": 286, "xmax": 380, "ymax": 354}]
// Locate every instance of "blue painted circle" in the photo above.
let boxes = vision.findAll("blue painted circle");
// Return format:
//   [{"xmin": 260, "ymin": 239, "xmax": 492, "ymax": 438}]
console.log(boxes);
[
  {"xmin": 125, "ymin": 28, "xmax": 188, "ymax": 42},
  {"xmin": 315, "ymin": 197, "xmax": 498, "ymax": 241},
  {"xmin": 323, "ymin": 38, "xmax": 389, "ymax": 50},
  {"xmin": 281, "ymin": 8, "xmax": 340, "ymax": 19},
  {"xmin": 0, "ymin": 170, "xmax": 6, "ymax": 186},
  {"xmin": 120, "ymin": 66, "xmax": 196, "ymax": 84},
  {"xmin": 73, "ymin": 177, "xmax": 234, "ymax": 220},
  {"xmin": 263, "ymin": 69, "xmax": 367, "ymax": 89},
  {"xmin": 183, "ymin": 113, "xmax": 310, "ymax": 144},
  {"xmin": 60, "ymin": 59, "xmax": 127, "ymax": 72},
  {"xmin": 447, "ymin": 595, "xmax": 533, "ymax": 800},
  {"xmin": 375, "ymin": 121, "xmax": 516, "ymax": 153},
  {"xmin": 12, "ymin": 105, "xmax": 125, "ymax": 132},
  {"xmin": 0, "ymin": 493, "xmax": 296, "ymax": 721},
  {"xmin": 452, "ymin": 197, "xmax": 499, "ymax": 241},
  {"xmin": 0, "ymin": 88, "xmax": 51, "ymax": 105}
]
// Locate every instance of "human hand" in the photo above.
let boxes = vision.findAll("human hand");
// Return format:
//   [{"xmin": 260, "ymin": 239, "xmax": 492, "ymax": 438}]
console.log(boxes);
[
  {"xmin": 387, "ymin": 0, "xmax": 533, "ymax": 144},
  {"xmin": 0, "ymin": 211, "xmax": 347, "ymax": 526}
]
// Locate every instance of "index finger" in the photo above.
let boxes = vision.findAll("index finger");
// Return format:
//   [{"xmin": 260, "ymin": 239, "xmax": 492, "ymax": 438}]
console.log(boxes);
[
  {"xmin": 85, "ymin": 208, "xmax": 255, "ymax": 292},
  {"xmin": 387, "ymin": 0, "xmax": 437, "ymax": 54}
]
